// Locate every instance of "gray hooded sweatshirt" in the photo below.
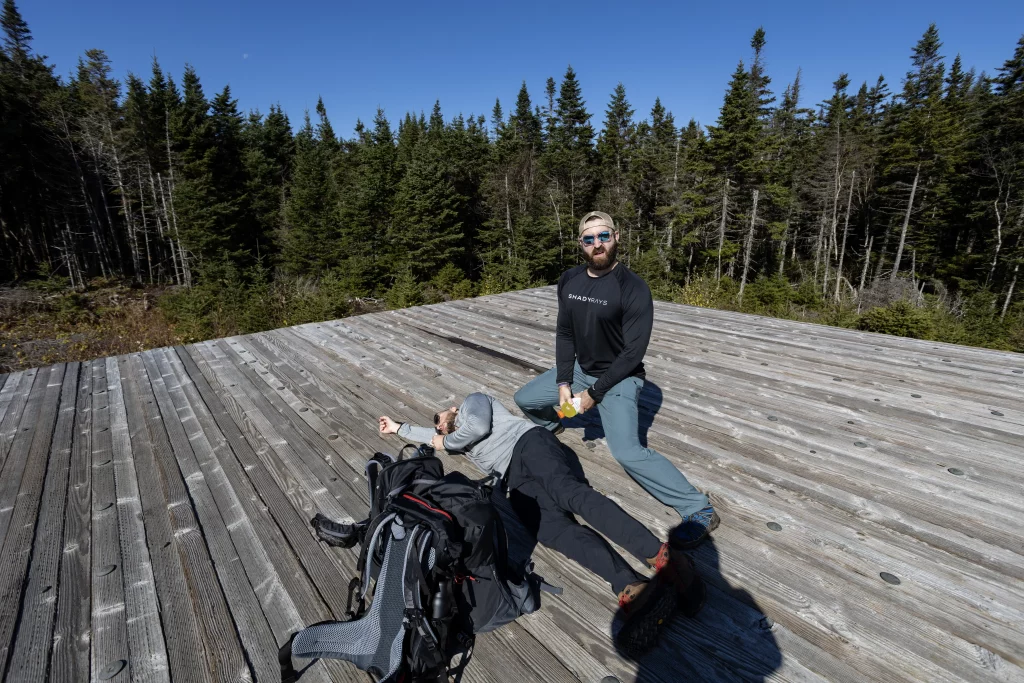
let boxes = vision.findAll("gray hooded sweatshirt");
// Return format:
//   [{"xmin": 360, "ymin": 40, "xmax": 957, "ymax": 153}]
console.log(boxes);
[{"xmin": 396, "ymin": 393, "xmax": 536, "ymax": 478}]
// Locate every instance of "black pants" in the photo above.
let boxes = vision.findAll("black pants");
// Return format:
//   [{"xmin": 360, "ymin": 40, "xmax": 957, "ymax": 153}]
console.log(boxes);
[{"xmin": 505, "ymin": 427, "xmax": 662, "ymax": 594}]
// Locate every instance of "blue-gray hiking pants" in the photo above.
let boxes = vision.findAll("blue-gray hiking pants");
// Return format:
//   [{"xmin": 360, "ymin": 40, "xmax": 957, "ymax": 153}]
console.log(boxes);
[{"xmin": 514, "ymin": 362, "xmax": 708, "ymax": 519}]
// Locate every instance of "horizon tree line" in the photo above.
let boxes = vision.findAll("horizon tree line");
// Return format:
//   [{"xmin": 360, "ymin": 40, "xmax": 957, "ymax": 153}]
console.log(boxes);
[{"xmin": 1, "ymin": 0, "xmax": 1022, "ymax": 321}]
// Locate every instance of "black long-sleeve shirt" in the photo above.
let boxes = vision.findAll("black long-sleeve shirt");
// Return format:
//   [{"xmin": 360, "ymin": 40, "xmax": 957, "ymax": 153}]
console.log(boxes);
[{"xmin": 555, "ymin": 263, "xmax": 654, "ymax": 402}]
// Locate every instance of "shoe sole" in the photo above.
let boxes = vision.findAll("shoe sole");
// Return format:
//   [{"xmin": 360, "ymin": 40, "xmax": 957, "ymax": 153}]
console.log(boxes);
[
  {"xmin": 615, "ymin": 582, "xmax": 678, "ymax": 659},
  {"xmin": 669, "ymin": 511, "xmax": 721, "ymax": 551}
]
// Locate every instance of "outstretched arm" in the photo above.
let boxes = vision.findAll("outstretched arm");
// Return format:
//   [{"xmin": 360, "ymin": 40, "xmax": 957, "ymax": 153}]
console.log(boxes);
[{"xmin": 379, "ymin": 415, "xmax": 442, "ymax": 448}]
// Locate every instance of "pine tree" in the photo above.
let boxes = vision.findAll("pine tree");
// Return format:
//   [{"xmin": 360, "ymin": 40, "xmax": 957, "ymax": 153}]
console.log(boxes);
[
  {"xmin": 244, "ymin": 104, "xmax": 293, "ymax": 266},
  {"xmin": 282, "ymin": 111, "xmax": 340, "ymax": 275},
  {"xmin": 337, "ymin": 108, "xmax": 398, "ymax": 292},
  {"xmin": 596, "ymin": 83, "xmax": 634, "ymax": 238},
  {"xmin": 708, "ymin": 62, "xmax": 762, "ymax": 191},
  {"xmin": 480, "ymin": 82, "xmax": 550, "ymax": 291},
  {"xmin": 881, "ymin": 24, "xmax": 957, "ymax": 281},
  {"xmin": 1, "ymin": 0, "xmax": 31, "ymax": 66},
  {"xmin": 542, "ymin": 65, "xmax": 596, "ymax": 270},
  {"xmin": 392, "ymin": 127, "xmax": 465, "ymax": 279},
  {"xmin": 980, "ymin": 34, "xmax": 1024, "ymax": 296}
]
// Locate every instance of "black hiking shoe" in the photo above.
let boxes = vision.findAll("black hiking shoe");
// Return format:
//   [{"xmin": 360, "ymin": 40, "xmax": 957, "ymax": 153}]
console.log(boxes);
[
  {"xmin": 647, "ymin": 542, "xmax": 707, "ymax": 618},
  {"xmin": 669, "ymin": 504, "xmax": 720, "ymax": 550},
  {"xmin": 311, "ymin": 513, "xmax": 363, "ymax": 549},
  {"xmin": 614, "ymin": 577, "xmax": 678, "ymax": 659}
]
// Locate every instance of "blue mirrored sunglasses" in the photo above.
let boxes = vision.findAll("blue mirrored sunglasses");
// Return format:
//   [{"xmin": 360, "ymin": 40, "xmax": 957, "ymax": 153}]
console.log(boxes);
[{"xmin": 580, "ymin": 231, "xmax": 612, "ymax": 247}]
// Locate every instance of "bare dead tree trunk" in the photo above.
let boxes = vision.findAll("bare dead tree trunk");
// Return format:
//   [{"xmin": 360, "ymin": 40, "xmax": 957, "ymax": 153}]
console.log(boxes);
[
  {"xmin": 665, "ymin": 222, "xmax": 673, "ymax": 274},
  {"xmin": 549, "ymin": 189, "xmax": 563, "ymax": 269},
  {"xmin": 835, "ymin": 171, "xmax": 855, "ymax": 301},
  {"xmin": 136, "ymin": 166, "xmax": 154, "ymax": 284},
  {"xmin": 106, "ymin": 122, "xmax": 139, "ymax": 281},
  {"xmin": 891, "ymin": 164, "xmax": 921, "ymax": 281},
  {"xmin": 148, "ymin": 166, "xmax": 179, "ymax": 285},
  {"xmin": 778, "ymin": 219, "xmax": 790, "ymax": 275},
  {"xmin": 829, "ymin": 158, "xmax": 843, "ymax": 259},
  {"xmin": 814, "ymin": 213, "xmax": 826, "ymax": 285},
  {"xmin": 1002, "ymin": 263, "xmax": 1018, "ymax": 320},
  {"xmin": 163, "ymin": 177, "xmax": 189, "ymax": 287},
  {"xmin": 874, "ymin": 221, "xmax": 891, "ymax": 282},
  {"xmin": 988, "ymin": 199, "xmax": 1004, "ymax": 286},
  {"xmin": 59, "ymin": 217, "xmax": 78, "ymax": 290},
  {"xmin": 504, "ymin": 173, "xmax": 514, "ymax": 261},
  {"xmin": 158, "ymin": 172, "xmax": 189, "ymax": 287},
  {"xmin": 56, "ymin": 106, "xmax": 110, "ymax": 278},
  {"xmin": 164, "ymin": 110, "xmax": 189, "ymax": 287},
  {"xmin": 672, "ymin": 137, "xmax": 680, "ymax": 192},
  {"xmin": 738, "ymin": 189, "xmax": 759, "ymax": 303},
  {"xmin": 90, "ymin": 136, "xmax": 125, "ymax": 273},
  {"xmin": 716, "ymin": 178, "xmax": 729, "ymax": 282},
  {"xmin": 859, "ymin": 236, "xmax": 874, "ymax": 295}
]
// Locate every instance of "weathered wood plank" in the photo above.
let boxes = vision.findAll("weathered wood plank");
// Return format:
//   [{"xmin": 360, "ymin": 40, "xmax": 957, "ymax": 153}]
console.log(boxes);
[
  {"xmin": 176, "ymin": 345, "xmax": 364, "ymax": 683},
  {"xmin": 142, "ymin": 349, "xmax": 278, "ymax": 682},
  {"xmin": 0, "ymin": 364, "xmax": 66, "ymax": 675},
  {"xmin": 0, "ymin": 368, "xmax": 46, "ymax": 550},
  {"xmin": 87, "ymin": 359, "xmax": 129, "ymax": 683},
  {"xmin": 50, "ymin": 361, "xmax": 94, "ymax": 683},
  {"xmin": 162, "ymin": 348, "xmax": 319, "ymax": 639},
  {"xmin": 6, "ymin": 363, "xmax": 79, "ymax": 682},
  {"xmin": 105, "ymin": 356, "xmax": 169, "ymax": 683},
  {"xmin": 0, "ymin": 370, "xmax": 23, "ymax": 439},
  {"xmin": 214, "ymin": 337, "xmax": 369, "ymax": 520},
  {"xmin": 174, "ymin": 347, "xmax": 338, "ymax": 626},
  {"xmin": 122, "ymin": 353, "xmax": 246, "ymax": 683}
]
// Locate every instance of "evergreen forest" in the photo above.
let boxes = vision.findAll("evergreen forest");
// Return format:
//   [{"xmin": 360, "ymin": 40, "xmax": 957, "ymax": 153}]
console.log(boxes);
[{"xmin": 2, "ymin": 0, "xmax": 1023, "ymax": 369}]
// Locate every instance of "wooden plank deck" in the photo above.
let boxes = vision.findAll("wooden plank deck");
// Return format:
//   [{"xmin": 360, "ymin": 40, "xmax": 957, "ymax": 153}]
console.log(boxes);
[{"xmin": 0, "ymin": 286, "xmax": 1021, "ymax": 683}]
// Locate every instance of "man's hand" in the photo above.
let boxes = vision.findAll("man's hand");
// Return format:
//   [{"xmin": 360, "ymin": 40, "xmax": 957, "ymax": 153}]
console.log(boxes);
[
  {"xmin": 431, "ymin": 433, "xmax": 446, "ymax": 451},
  {"xmin": 558, "ymin": 384, "xmax": 573, "ymax": 407},
  {"xmin": 378, "ymin": 416, "xmax": 400, "ymax": 434},
  {"xmin": 577, "ymin": 388, "xmax": 596, "ymax": 414}
]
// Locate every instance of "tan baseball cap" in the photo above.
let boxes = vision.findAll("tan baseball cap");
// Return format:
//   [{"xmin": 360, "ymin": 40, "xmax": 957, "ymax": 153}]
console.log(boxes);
[{"xmin": 578, "ymin": 210, "xmax": 615, "ymax": 237}]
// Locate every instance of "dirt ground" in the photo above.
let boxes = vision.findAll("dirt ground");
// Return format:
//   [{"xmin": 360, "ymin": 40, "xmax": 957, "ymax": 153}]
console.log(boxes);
[{"xmin": 0, "ymin": 283, "xmax": 182, "ymax": 373}]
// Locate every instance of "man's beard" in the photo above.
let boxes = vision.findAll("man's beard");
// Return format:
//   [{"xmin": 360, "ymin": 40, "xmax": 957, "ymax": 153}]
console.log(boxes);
[
  {"xmin": 443, "ymin": 416, "xmax": 457, "ymax": 434},
  {"xmin": 583, "ymin": 240, "xmax": 618, "ymax": 270}
]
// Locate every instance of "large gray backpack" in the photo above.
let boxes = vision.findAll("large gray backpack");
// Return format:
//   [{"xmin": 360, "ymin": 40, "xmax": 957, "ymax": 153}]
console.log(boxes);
[{"xmin": 280, "ymin": 446, "xmax": 559, "ymax": 683}]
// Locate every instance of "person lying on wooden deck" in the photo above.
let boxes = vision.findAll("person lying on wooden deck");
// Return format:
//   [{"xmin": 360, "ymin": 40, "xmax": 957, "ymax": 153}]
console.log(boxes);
[{"xmin": 378, "ymin": 392, "xmax": 706, "ymax": 657}]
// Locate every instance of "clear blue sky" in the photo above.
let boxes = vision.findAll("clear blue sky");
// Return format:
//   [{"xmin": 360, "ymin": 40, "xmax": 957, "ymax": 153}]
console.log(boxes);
[{"xmin": 18, "ymin": 0, "xmax": 1024, "ymax": 136}]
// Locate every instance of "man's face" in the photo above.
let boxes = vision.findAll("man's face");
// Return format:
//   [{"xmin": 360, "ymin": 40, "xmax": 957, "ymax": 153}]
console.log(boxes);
[
  {"xmin": 579, "ymin": 222, "xmax": 619, "ymax": 270},
  {"xmin": 433, "ymin": 406, "xmax": 459, "ymax": 435}
]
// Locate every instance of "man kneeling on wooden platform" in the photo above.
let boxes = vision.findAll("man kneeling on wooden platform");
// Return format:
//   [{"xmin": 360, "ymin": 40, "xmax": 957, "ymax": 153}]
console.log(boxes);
[{"xmin": 378, "ymin": 392, "xmax": 705, "ymax": 657}]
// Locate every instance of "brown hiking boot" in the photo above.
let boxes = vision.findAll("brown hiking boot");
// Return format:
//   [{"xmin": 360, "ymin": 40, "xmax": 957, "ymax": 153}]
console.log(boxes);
[
  {"xmin": 614, "ymin": 578, "xmax": 677, "ymax": 659},
  {"xmin": 647, "ymin": 542, "xmax": 707, "ymax": 618}
]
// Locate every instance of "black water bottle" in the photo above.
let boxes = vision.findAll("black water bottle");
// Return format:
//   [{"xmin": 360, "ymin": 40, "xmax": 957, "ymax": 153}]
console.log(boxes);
[{"xmin": 431, "ymin": 582, "xmax": 451, "ymax": 620}]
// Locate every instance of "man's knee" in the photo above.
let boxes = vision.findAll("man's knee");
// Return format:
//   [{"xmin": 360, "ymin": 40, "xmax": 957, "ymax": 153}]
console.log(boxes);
[{"xmin": 513, "ymin": 385, "xmax": 532, "ymax": 410}]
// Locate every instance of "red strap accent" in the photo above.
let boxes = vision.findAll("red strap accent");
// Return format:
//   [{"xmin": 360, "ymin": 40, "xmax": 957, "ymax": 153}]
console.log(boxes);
[{"xmin": 401, "ymin": 493, "xmax": 453, "ymax": 521}]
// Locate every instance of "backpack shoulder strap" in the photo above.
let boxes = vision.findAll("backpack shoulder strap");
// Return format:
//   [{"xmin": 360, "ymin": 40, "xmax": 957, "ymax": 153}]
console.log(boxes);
[{"xmin": 278, "ymin": 632, "xmax": 298, "ymax": 683}]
